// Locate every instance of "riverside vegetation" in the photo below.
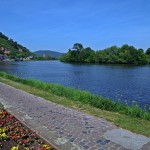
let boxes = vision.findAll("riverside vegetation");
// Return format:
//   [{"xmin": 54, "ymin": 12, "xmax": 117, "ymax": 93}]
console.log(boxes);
[
  {"xmin": 1, "ymin": 72, "xmax": 150, "ymax": 120},
  {"xmin": 60, "ymin": 43, "xmax": 150, "ymax": 64},
  {"xmin": 0, "ymin": 72, "xmax": 150, "ymax": 137}
]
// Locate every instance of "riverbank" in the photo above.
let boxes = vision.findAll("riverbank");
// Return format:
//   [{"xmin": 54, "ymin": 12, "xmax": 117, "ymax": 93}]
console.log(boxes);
[
  {"xmin": 0, "ymin": 80, "xmax": 150, "ymax": 150},
  {"xmin": 0, "ymin": 72, "xmax": 150, "ymax": 137},
  {"xmin": 1, "ymin": 60, "xmax": 150, "ymax": 107},
  {"xmin": 0, "ymin": 72, "xmax": 149, "ymax": 120}
]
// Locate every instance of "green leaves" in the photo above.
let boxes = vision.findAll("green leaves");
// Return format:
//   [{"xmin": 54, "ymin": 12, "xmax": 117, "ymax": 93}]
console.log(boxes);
[{"xmin": 60, "ymin": 44, "xmax": 149, "ymax": 64}]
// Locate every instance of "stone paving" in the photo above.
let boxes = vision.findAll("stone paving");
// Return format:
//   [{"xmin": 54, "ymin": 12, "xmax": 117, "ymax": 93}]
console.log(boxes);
[{"xmin": 0, "ymin": 82, "xmax": 150, "ymax": 150}]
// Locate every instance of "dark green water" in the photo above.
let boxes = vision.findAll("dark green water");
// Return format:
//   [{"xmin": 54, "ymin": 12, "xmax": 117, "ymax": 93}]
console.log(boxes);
[{"xmin": 0, "ymin": 60, "xmax": 150, "ymax": 109}]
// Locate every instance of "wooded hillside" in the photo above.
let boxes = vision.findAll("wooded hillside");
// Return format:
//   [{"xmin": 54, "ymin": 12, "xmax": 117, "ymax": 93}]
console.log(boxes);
[{"xmin": 0, "ymin": 32, "xmax": 33, "ymax": 59}]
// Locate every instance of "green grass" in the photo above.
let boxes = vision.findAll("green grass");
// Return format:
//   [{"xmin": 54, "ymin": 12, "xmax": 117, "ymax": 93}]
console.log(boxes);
[
  {"xmin": 0, "ymin": 75, "xmax": 150, "ymax": 137},
  {"xmin": 0, "ymin": 37, "xmax": 16, "ymax": 51},
  {"xmin": 0, "ymin": 71, "xmax": 150, "ymax": 121}
]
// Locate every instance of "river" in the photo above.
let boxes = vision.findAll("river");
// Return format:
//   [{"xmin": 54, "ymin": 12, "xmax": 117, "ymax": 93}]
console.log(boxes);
[{"xmin": 0, "ymin": 60, "xmax": 150, "ymax": 109}]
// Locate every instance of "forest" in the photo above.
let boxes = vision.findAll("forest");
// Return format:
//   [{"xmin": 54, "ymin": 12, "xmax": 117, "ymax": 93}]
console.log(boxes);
[{"xmin": 60, "ymin": 43, "xmax": 150, "ymax": 64}]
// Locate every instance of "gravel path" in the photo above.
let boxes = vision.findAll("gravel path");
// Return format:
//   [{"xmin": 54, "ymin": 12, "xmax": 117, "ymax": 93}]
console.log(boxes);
[{"xmin": 0, "ymin": 82, "xmax": 150, "ymax": 150}]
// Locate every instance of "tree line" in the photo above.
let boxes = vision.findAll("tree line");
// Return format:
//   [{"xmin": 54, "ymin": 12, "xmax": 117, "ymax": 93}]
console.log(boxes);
[
  {"xmin": 60, "ymin": 43, "xmax": 150, "ymax": 64},
  {"xmin": 34, "ymin": 55, "xmax": 58, "ymax": 60}
]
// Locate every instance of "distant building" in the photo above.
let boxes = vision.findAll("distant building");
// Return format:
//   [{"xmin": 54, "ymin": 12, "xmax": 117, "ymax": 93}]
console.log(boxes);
[
  {"xmin": 0, "ymin": 47, "xmax": 5, "ymax": 51},
  {"xmin": 19, "ymin": 48, "xmax": 23, "ymax": 52},
  {"xmin": 26, "ymin": 55, "xmax": 34, "ymax": 60},
  {"xmin": 4, "ymin": 50, "xmax": 10, "ymax": 54},
  {"xmin": 0, "ymin": 46, "xmax": 10, "ymax": 54}
]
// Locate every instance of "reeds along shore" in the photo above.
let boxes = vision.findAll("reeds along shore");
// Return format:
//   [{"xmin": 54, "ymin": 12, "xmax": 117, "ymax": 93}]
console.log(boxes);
[{"xmin": 0, "ymin": 71, "xmax": 149, "ymax": 121}]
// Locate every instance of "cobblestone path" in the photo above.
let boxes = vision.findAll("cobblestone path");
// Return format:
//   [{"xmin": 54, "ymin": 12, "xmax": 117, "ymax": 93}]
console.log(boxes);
[{"xmin": 0, "ymin": 82, "xmax": 150, "ymax": 150}]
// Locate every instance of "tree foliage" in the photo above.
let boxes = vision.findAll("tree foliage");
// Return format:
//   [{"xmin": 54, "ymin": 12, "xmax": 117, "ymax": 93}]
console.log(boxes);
[
  {"xmin": 0, "ymin": 32, "xmax": 9, "ymax": 40},
  {"xmin": 61, "ymin": 44, "xmax": 95, "ymax": 62},
  {"xmin": 72, "ymin": 43, "xmax": 84, "ymax": 51},
  {"xmin": 146, "ymin": 48, "xmax": 150, "ymax": 55},
  {"xmin": 60, "ymin": 43, "xmax": 149, "ymax": 64}
]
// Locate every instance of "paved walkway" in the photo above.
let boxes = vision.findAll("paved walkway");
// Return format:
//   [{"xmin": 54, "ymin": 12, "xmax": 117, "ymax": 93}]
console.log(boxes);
[{"xmin": 0, "ymin": 82, "xmax": 150, "ymax": 150}]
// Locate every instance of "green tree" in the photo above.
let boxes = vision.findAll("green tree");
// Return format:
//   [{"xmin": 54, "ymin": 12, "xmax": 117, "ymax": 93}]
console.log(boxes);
[
  {"xmin": 78, "ymin": 47, "xmax": 94, "ymax": 62},
  {"xmin": 137, "ymin": 49, "xmax": 148, "ymax": 64},
  {"xmin": 146, "ymin": 48, "xmax": 150, "ymax": 55},
  {"xmin": 72, "ymin": 43, "xmax": 84, "ymax": 52}
]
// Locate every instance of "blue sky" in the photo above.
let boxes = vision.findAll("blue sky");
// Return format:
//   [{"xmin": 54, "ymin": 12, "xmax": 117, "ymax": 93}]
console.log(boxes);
[{"xmin": 0, "ymin": 0, "xmax": 150, "ymax": 52}]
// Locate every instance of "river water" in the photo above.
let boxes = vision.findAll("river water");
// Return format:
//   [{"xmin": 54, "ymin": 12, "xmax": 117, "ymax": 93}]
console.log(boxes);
[{"xmin": 0, "ymin": 60, "xmax": 150, "ymax": 108}]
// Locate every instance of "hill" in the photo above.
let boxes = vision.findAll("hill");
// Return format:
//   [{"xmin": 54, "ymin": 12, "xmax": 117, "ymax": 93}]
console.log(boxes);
[
  {"xmin": 0, "ymin": 32, "xmax": 33, "ymax": 59},
  {"xmin": 34, "ymin": 50, "xmax": 65, "ymax": 58}
]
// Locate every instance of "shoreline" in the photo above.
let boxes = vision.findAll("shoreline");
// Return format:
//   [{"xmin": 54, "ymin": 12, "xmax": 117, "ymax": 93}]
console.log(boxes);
[
  {"xmin": 0, "ymin": 71, "xmax": 149, "ymax": 121},
  {"xmin": 0, "ymin": 81, "xmax": 149, "ymax": 149},
  {"xmin": 0, "ymin": 74, "xmax": 150, "ymax": 137}
]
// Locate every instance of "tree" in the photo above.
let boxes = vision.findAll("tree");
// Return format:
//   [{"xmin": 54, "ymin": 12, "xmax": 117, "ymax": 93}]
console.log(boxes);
[
  {"xmin": 72, "ymin": 43, "xmax": 84, "ymax": 52},
  {"xmin": 146, "ymin": 48, "xmax": 150, "ymax": 55},
  {"xmin": 137, "ymin": 49, "xmax": 148, "ymax": 64},
  {"xmin": 0, "ymin": 32, "xmax": 9, "ymax": 40},
  {"xmin": 78, "ymin": 47, "xmax": 94, "ymax": 62}
]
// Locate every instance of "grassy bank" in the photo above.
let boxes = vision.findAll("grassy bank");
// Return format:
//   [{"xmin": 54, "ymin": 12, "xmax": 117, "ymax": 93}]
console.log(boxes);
[
  {"xmin": 0, "ymin": 72, "xmax": 150, "ymax": 137},
  {"xmin": 0, "ymin": 72, "xmax": 149, "ymax": 121}
]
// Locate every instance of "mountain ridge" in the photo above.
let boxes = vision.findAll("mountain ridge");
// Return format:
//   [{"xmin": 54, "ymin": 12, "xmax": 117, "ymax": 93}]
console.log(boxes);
[{"xmin": 34, "ymin": 50, "xmax": 65, "ymax": 58}]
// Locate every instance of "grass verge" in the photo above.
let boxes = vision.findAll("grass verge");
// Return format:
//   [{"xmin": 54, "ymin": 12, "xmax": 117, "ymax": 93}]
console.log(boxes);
[
  {"xmin": 0, "ymin": 73, "xmax": 149, "ymax": 137},
  {"xmin": 0, "ymin": 72, "xmax": 149, "ymax": 120}
]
